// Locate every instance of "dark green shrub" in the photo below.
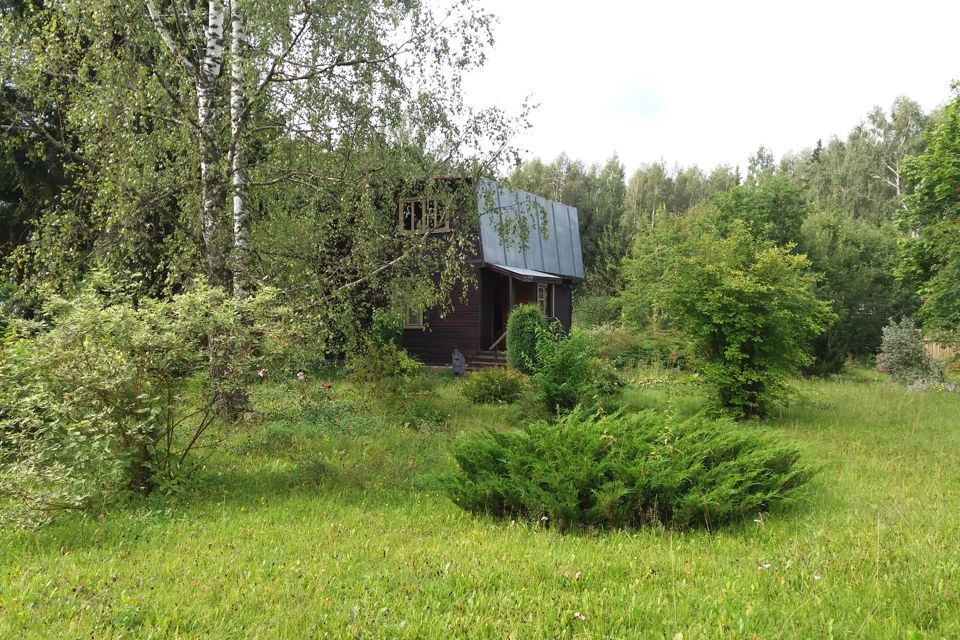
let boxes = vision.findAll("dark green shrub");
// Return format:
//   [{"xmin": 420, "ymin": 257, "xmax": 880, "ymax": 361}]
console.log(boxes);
[
  {"xmin": 448, "ymin": 408, "xmax": 812, "ymax": 531},
  {"xmin": 506, "ymin": 304, "xmax": 546, "ymax": 373},
  {"xmin": 530, "ymin": 327, "xmax": 621, "ymax": 413},
  {"xmin": 460, "ymin": 367, "xmax": 527, "ymax": 404}
]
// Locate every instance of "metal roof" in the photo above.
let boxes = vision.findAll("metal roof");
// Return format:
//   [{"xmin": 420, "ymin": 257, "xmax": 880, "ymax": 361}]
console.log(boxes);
[
  {"xmin": 477, "ymin": 179, "xmax": 585, "ymax": 280},
  {"xmin": 486, "ymin": 263, "xmax": 562, "ymax": 284}
]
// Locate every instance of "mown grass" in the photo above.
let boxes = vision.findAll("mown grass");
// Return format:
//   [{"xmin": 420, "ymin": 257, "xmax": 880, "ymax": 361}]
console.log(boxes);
[{"xmin": 2, "ymin": 368, "xmax": 959, "ymax": 638}]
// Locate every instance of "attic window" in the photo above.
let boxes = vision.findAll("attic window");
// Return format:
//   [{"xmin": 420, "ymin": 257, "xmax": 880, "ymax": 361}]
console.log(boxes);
[{"xmin": 398, "ymin": 197, "xmax": 449, "ymax": 233}]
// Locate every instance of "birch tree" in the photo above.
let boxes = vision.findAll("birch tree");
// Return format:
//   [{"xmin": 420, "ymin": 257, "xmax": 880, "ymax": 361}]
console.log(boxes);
[{"xmin": 3, "ymin": 0, "xmax": 527, "ymax": 361}]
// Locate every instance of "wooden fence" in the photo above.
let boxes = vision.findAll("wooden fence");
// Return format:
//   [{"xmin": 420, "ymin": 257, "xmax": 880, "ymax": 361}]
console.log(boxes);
[{"xmin": 924, "ymin": 341, "xmax": 957, "ymax": 360}]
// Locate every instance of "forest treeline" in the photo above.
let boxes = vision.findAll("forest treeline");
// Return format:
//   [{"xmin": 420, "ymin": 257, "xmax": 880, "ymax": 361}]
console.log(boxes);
[{"xmin": 506, "ymin": 95, "xmax": 960, "ymax": 374}]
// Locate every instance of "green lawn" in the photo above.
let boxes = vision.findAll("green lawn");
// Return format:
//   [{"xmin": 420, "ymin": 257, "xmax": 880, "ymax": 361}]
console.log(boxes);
[{"xmin": 2, "ymin": 370, "xmax": 959, "ymax": 638}]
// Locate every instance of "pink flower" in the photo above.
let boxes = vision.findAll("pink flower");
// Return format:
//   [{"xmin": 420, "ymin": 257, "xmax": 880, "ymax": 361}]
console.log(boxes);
[{"xmin": 321, "ymin": 383, "xmax": 332, "ymax": 390}]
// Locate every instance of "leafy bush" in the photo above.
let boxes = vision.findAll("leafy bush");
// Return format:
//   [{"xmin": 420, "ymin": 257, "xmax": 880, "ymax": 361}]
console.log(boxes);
[
  {"xmin": 448, "ymin": 408, "xmax": 813, "ymax": 531},
  {"xmin": 877, "ymin": 317, "xmax": 944, "ymax": 385},
  {"xmin": 347, "ymin": 339, "xmax": 422, "ymax": 385},
  {"xmin": 0, "ymin": 285, "xmax": 270, "ymax": 526},
  {"xmin": 530, "ymin": 327, "xmax": 622, "ymax": 413},
  {"xmin": 369, "ymin": 308, "xmax": 404, "ymax": 348},
  {"xmin": 624, "ymin": 220, "xmax": 835, "ymax": 418},
  {"xmin": 506, "ymin": 304, "xmax": 546, "ymax": 373},
  {"xmin": 460, "ymin": 367, "xmax": 527, "ymax": 404}
]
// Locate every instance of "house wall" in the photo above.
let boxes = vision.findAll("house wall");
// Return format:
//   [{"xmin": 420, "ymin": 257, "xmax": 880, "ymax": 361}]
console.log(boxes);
[
  {"xmin": 403, "ymin": 268, "xmax": 483, "ymax": 364},
  {"xmin": 554, "ymin": 282, "xmax": 573, "ymax": 331}
]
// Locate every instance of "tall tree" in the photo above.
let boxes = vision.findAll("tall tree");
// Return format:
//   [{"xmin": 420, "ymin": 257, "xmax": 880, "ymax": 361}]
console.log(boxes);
[{"xmin": 897, "ymin": 88, "xmax": 960, "ymax": 342}]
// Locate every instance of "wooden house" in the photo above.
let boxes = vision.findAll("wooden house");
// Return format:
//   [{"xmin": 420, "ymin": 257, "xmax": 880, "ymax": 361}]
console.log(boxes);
[{"xmin": 401, "ymin": 178, "xmax": 584, "ymax": 365}]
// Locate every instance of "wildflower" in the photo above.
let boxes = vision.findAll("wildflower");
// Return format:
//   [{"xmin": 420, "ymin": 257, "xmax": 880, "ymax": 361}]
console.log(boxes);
[
  {"xmin": 296, "ymin": 371, "xmax": 306, "ymax": 381},
  {"xmin": 321, "ymin": 383, "xmax": 332, "ymax": 390},
  {"xmin": 257, "ymin": 368, "xmax": 267, "ymax": 378},
  {"xmin": 573, "ymin": 612, "xmax": 588, "ymax": 622}
]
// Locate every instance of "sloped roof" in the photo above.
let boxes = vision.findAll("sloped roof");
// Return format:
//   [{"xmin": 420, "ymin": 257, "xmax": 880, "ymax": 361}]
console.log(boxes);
[
  {"xmin": 487, "ymin": 263, "xmax": 562, "ymax": 284},
  {"xmin": 477, "ymin": 179, "xmax": 585, "ymax": 280}
]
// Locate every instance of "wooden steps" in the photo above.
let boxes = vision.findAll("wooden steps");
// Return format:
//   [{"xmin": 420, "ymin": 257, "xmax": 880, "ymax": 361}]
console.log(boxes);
[{"xmin": 470, "ymin": 350, "xmax": 507, "ymax": 368}]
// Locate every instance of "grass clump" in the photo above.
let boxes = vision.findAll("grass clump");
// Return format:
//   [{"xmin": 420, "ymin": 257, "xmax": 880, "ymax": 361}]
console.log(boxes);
[
  {"xmin": 448, "ymin": 407, "xmax": 812, "ymax": 531},
  {"xmin": 460, "ymin": 367, "xmax": 527, "ymax": 404}
]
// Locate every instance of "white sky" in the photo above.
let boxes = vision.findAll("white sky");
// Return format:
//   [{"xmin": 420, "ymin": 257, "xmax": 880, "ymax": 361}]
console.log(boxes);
[{"xmin": 461, "ymin": 0, "xmax": 960, "ymax": 174}]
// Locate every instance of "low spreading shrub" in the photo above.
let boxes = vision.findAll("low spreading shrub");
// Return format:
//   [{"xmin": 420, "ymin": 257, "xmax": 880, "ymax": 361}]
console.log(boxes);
[
  {"xmin": 448, "ymin": 408, "xmax": 813, "ymax": 531},
  {"xmin": 460, "ymin": 367, "xmax": 527, "ymax": 404},
  {"xmin": 877, "ymin": 317, "xmax": 944, "ymax": 386},
  {"xmin": 530, "ymin": 327, "xmax": 622, "ymax": 413},
  {"xmin": 506, "ymin": 304, "xmax": 546, "ymax": 373}
]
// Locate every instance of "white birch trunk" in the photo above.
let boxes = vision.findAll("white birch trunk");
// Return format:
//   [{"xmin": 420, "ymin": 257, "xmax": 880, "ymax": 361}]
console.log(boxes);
[
  {"xmin": 197, "ymin": 0, "xmax": 227, "ymax": 285},
  {"xmin": 230, "ymin": 0, "xmax": 251, "ymax": 298}
]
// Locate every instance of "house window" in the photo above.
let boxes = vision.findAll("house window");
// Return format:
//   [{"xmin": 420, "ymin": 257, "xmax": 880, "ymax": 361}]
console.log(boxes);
[
  {"xmin": 403, "ymin": 305, "xmax": 424, "ymax": 329},
  {"xmin": 399, "ymin": 197, "xmax": 449, "ymax": 233},
  {"xmin": 537, "ymin": 285, "xmax": 549, "ymax": 316}
]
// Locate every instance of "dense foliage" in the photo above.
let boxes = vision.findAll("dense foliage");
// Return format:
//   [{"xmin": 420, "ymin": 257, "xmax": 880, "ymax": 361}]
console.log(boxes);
[
  {"xmin": 877, "ymin": 317, "xmax": 944, "ymax": 386},
  {"xmin": 0, "ymin": 284, "xmax": 279, "ymax": 526},
  {"xmin": 800, "ymin": 209, "xmax": 916, "ymax": 373},
  {"xmin": 897, "ymin": 89, "xmax": 960, "ymax": 344},
  {"xmin": 529, "ymin": 327, "xmax": 621, "ymax": 413},
  {"xmin": 448, "ymin": 408, "xmax": 812, "ymax": 531},
  {"xmin": 505, "ymin": 304, "xmax": 545, "ymax": 373},
  {"xmin": 460, "ymin": 367, "xmax": 527, "ymax": 405},
  {"xmin": 624, "ymin": 213, "xmax": 834, "ymax": 417}
]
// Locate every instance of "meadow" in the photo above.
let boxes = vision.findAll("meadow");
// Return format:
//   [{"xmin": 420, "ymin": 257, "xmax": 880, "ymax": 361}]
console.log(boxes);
[{"xmin": 1, "ymin": 367, "xmax": 959, "ymax": 639}]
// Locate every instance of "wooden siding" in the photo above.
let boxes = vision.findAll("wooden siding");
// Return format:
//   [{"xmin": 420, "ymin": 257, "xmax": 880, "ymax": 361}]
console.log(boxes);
[
  {"xmin": 403, "ymin": 269, "xmax": 483, "ymax": 364},
  {"xmin": 554, "ymin": 282, "xmax": 573, "ymax": 331}
]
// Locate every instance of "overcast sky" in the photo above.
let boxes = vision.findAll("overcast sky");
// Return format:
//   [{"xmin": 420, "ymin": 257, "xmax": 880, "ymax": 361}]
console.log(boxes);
[{"xmin": 461, "ymin": 0, "xmax": 960, "ymax": 174}]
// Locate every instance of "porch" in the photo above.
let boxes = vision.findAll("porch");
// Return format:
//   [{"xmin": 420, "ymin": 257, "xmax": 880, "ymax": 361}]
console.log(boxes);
[{"xmin": 480, "ymin": 264, "xmax": 563, "ymax": 352}]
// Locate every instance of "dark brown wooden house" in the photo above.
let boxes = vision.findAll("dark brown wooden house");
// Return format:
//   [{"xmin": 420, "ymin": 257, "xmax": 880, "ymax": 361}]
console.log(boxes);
[{"xmin": 402, "ymin": 179, "xmax": 584, "ymax": 365}]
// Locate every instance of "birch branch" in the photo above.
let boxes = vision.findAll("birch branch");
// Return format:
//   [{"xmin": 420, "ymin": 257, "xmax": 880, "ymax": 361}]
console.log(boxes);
[{"xmin": 143, "ymin": 0, "xmax": 197, "ymax": 78}]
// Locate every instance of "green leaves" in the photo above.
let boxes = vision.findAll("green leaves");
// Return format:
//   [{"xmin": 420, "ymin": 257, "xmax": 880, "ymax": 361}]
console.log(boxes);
[
  {"xmin": 448, "ymin": 408, "xmax": 813, "ymax": 531},
  {"xmin": 0, "ymin": 281, "xmax": 286, "ymax": 526},
  {"xmin": 897, "ymin": 90, "xmax": 960, "ymax": 340},
  {"xmin": 624, "ymin": 213, "xmax": 834, "ymax": 418}
]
